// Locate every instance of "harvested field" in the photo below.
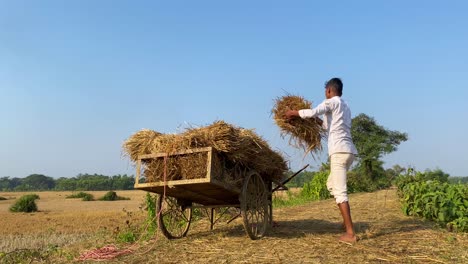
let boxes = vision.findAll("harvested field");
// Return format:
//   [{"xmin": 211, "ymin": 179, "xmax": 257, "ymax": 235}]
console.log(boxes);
[
  {"xmin": 117, "ymin": 189, "xmax": 467, "ymax": 264},
  {"xmin": 0, "ymin": 191, "xmax": 146, "ymax": 252},
  {"xmin": 1, "ymin": 189, "xmax": 467, "ymax": 263}
]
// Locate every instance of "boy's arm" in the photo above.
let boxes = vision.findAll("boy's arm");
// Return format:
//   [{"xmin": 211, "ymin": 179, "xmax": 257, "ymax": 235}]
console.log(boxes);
[
  {"xmin": 284, "ymin": 112, "xmax": 323, "ymax": 126},
  {"xmin": 298, "ymin": 100, "xmax": 331, "ymax": 118},
  {"xmin": 285, "ymin": 100, "xmax": 331, "ymax": 120}
]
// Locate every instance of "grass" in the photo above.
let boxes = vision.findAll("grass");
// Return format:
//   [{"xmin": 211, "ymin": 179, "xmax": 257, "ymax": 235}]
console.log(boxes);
[
  {"xmin": 9, "ymin": 194, "xmax": 40, "ymax": 213},
  {"xmin": 66, "ymin": 192, "xmax": 94, "ymax": 201},
  {"xmin": 272, "ymin": 190, "xmax": 310, "ymax": 208},
  {"xmin": 98, "ymin": 191, "xmax": 131, "ymax": 201}
]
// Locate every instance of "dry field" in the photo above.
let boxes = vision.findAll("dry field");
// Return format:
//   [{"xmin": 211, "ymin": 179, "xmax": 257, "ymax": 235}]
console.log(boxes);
[
  {"xmin": 0, "ymin": 190, "xmax": 147, "ymax": 252},
  {"xmin": 1, "ymin": 189, "xmax": 467, "ymax": 263},
  {"xmin": 118, "ymin": 189, "xmax": 467, "ymax": 264}
]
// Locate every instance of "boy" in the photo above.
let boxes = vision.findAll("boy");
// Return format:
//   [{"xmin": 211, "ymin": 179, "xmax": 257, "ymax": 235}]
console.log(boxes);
[{"xmin": 285, "ymin": 77, "xmax": 358, "ymax": 244}]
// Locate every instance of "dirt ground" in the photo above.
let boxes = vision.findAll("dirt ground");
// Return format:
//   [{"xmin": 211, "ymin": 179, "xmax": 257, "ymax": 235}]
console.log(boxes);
[
  {"xmin": 1, "ymin": 189, "xmax": 467, "ymax": 263},
  {"xmin": 114, "ymin": 189, "xmax": 467, "ymax": 264}
]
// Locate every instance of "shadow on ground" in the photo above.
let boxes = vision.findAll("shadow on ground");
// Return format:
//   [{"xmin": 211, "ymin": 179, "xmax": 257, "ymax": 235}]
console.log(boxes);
[{"xmin": 188, "ymin": 219, "xmax": 371, "ymax": 239}]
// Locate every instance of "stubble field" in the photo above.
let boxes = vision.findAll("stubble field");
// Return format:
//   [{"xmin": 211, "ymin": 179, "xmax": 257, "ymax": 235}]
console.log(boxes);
[
  {"xmin": 0, "ymin": 189, "xmax": 467, "ymax": 263},
  {"xmin": 0, "ymin": 190, "xmax": 147, "ymax": 253}
]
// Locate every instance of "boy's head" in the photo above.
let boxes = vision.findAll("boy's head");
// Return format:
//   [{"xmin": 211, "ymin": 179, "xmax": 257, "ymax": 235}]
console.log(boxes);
[{"xmin": 324, "ymin": 77, "xmax": 343, "ymax": 99}]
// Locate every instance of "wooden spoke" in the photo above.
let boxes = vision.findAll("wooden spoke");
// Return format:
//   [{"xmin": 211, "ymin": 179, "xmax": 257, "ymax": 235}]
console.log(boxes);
[
  {"xmin": 240, "ymin": 171, "xmax": 269, "ymax": 240},
  {"xmin": 157, "ymin": 195, "xmax": 192, "ymax": 239}
]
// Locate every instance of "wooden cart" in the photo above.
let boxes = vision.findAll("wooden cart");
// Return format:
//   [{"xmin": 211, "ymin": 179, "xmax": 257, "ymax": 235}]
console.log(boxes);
[{"xmin": 134, "ymin": 147, "xmax": 307, "ymax": 240}]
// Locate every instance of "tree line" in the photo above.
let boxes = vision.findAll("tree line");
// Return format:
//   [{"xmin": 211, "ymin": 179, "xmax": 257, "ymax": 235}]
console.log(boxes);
[{"xmin": 0, "ymin": 174, "xmax": 135, "ymax": 191}]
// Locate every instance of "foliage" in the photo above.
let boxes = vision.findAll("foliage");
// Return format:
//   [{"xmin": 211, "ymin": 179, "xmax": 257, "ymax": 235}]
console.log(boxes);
[
  {"xmin": 397, "ymin": 171, "xmax": 468, "ymax": 232},
  {"xmin": 300, "ymin": 171, "xmax": 331, "ymax": 201},
  {"xmin": 66, "ymin": 192, "xmax": 94, "ymax": 201},
  {"xmin": 449, "ymin": 176, "xmax": 468, "ymax": 184},
  {"xmin": 272, "ymin": 190, "xmax": 310, "ymax": 208},
  {"xmin": 116, "ymin": 230, "xmax": 138, "ymax": 243},
  {"xmin": 423, "ymin": 169, "xmax": 450, "ymax": 183},
  {"xmin": 145, "ymin": 193, "xmax": 157, "ymax": 235},
  {"xmin": 55, "ymin": 174, "xmax": 135, "ymax": 191},
  {"xmin": 351, "ymin": 114, "xmax": 408, "ymax": 191},
  {"xmin": 98, "ymin": 191, "xmax": 130, "ymax": 201},
  {"xmin": 9, "ymin": 194, "xmax": 40, "ymax": 213},
  {"xmin": 285, "ymin": 171, "xmax": 315, "ymax": 188},
  {"xmin": 115, "ymin": 193, "xmax": 158, "ymax": 243},
  {"xmin": 0, "ymin": 174, "xmax": 135, "ymax": 192}
]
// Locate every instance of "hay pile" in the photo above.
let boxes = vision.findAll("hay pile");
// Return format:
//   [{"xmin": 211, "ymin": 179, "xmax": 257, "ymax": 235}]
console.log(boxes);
[
  {"xmin": 123, "ymin": 121, "xmax": 288, "ymax": 185},
  {"xmin": 272, "ymin": 95, "xmax": 324, "ymax": 155}
]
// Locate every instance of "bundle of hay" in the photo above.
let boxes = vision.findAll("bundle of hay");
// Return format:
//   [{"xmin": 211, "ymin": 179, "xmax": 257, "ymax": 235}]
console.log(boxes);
[
  {"xmin": 272, "ymin": 95, "xmax": 324, "ymax": 155},
  {"xmin": 123, "ymin": 121, "xmax": 288, "ymax": 185}
]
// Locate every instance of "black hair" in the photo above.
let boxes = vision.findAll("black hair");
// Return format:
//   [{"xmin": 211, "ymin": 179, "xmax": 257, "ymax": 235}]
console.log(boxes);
[{"xmin": 325, "ymin": 77, "xmax": 343, "ymax": 96}]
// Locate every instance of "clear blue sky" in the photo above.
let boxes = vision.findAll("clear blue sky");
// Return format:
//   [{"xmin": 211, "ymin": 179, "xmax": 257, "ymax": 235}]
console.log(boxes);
[{"xmin": 1, "ymin": 1, "xmax": 467, "ymax": 178}]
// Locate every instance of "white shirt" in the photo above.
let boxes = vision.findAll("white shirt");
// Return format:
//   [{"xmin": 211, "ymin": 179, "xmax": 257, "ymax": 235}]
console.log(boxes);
[{"xmin": 298, "ymin": 96, "xmax": 358, "ymax": 157}]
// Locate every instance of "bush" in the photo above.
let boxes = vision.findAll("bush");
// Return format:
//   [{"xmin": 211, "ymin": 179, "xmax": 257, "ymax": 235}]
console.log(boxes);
[
  {"xmin": 98, "ymin": 191, "xmax": 130, "ymax": 201},
  {"xmin": 397, "ymin": 173, "xmax": 468, "ymax": 232},
  {"xmin": 66, "ymin": 192, "xmax": 94, "ymax": 201},
  {"xmin": 10, "ymin": 194, "xmax": 40, "ymax": 212},
  {"xmin": 301, "ymin": 171, "xmax": 331, "ymax": 201}
]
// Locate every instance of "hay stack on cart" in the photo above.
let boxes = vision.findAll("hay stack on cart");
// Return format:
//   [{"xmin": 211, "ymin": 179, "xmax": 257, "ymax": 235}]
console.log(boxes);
[
  {"xmin": 123, "ymin": 121, "xmax": 292, "ymax": 240},
  {"xmin": 123, "ymin": 121, "xmax": 288, "ymax": 187}
]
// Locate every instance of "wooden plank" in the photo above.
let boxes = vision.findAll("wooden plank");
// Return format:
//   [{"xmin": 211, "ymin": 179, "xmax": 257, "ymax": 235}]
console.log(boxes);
[
  {"xmin": 139, "ymin": 187, "xmax": 237, "ymax": 206},
  {"xmin": 135, "ymin": 177, "xmax": 211, "ymax": 188},
  {"xmin": 134, "ymin": 159, "xmax": 142, "ymax": 188},
  {"xmin": 176, "ymin": 185, "xmax": 228, "ymax": 205},
  {"xmin": 206, "ymin": 147, "xmax": 213, "ymax": 181},
  {"xmin": 191, "ymin": 204, "xmax": 240, "ymax": 209},
  {"xmin": 211, "ymin": 179, "xmax": 241, "ymax": 194},
  {"xmin": 138, "ymin": 147, "xmax": 213, "ymax": 160}
]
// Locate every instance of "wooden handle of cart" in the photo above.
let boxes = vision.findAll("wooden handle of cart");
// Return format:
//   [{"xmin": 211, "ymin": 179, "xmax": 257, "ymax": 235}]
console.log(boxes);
[{"xmin": 272, "ymin": 164, "xmax": 309, "ymax": 193}]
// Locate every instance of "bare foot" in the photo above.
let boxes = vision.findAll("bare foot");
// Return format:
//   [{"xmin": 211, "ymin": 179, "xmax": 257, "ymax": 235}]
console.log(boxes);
[{"xmin": 339, "ymin": 233, "xmax": 357, "ymax": 245}]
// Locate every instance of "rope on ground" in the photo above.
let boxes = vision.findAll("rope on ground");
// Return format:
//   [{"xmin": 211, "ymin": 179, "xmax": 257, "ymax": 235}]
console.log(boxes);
[
  {"xmin": 77, "ymin": 245, "xmax": 133, "ymax": 261},
  {"xmin": 77, "ymin": 155, "xmax": 169, "ymax": 261}
]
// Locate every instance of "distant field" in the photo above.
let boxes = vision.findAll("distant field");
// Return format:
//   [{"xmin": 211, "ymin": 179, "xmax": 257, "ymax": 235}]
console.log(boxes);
[{"xmin": 0, "ymin": 190, "xmax": 148, "ymax": 252}]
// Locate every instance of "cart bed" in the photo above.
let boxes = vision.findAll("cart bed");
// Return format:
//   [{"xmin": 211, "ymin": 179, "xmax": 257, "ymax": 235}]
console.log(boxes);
[{"xmin": 134, "ymin": 147, "xmax": 241, "ymax": 206}]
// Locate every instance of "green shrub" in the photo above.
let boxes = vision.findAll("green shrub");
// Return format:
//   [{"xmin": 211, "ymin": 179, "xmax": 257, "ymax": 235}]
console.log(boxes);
[
  {"xmin": 273, "ymin": 192, "xmax": 309, "ymax": 208},
  {"xmin": 10, "ymin": 194, "xmax": 40, "ymax": 212},
  {"xmin": 145, "ymin": 193, "xmax": 157, "ymax": 234},
  {"xmin": 301, "ymin": 171, "xmax": 331, "ymax": 201},
  {"xmin": 397, "ymin": 173, "xmax": 468, "ymax": 232},
  {"xmin": 66, "ymin": 192, "xmax": 94, "ymax": 201},
  {"xmin": 98, "ymin": 191, "xmax": 130, "ymax": 201},
  {"xmin": 116, "ymin": 230, "xmax": 138, "ymax": 243}
]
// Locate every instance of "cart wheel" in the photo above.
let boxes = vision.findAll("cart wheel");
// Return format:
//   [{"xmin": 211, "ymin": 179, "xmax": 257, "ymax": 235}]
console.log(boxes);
[
  {"xmin": 240, "ymin": 171, "xmax": 269, "ymax": 240},
  {"xmin": 157, "ymin": 195, "xmax": 192, "ymax": 239}
]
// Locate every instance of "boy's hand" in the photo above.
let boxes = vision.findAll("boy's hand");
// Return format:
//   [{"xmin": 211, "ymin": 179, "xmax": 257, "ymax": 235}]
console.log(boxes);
[{"xmin": 285, "ymin": 110, "xmax": 300, "ymax": 120}]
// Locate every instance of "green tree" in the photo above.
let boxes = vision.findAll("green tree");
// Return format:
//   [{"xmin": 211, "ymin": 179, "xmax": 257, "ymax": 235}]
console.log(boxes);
[
  {"xmin": 351, "ymin": 113, "xmax": 408, "ymax": 190},
  {"xmin": 15, "ymin": 174, "xmax": 55, "ymax": 191},
  {"xmin": 424, "ymin": 168, "xmax": 450, "ymax": 183},
  {"xmin": 286, "ymin": 171, "xmax": 315, "ymax": 188},
  {"xmin": 0, "ymin": 177, "xmax": 11, "ymax": 191}
]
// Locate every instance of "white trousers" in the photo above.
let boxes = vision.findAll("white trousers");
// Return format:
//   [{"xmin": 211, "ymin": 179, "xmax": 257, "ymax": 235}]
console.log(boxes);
[{"xmin": 327, "ymin": 153, "xmax": 355, "ymax": 204}]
